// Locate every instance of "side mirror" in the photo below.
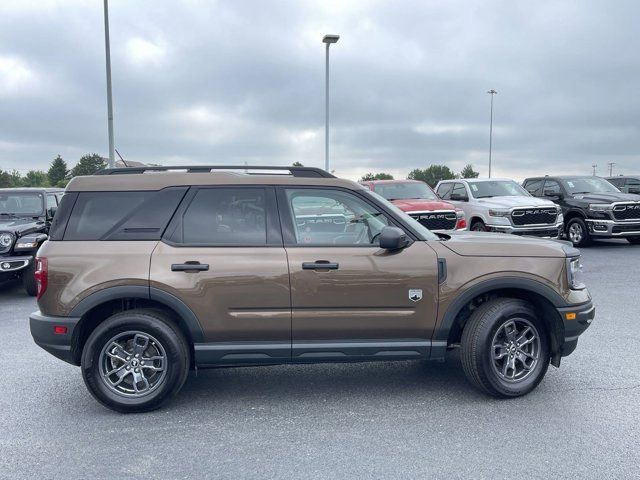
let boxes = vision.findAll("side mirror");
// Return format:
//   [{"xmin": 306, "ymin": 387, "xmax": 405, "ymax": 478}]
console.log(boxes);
[
  {"xmin": 379, "ymin": 226, "xmax": 410, "ymax": 251},
  {"xmin": 544, "ymin": 190, "xmax": 563, "ymax": 199},
  {"xmin": 47, "ymin": 206, "xmax": 57, "ymax": 220},
  {"xmin": 450, "ymin": 193, "xmax": 468, "ymax": 202}
]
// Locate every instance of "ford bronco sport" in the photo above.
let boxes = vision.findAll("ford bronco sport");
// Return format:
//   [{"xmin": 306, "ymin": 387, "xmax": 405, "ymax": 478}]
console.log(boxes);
[
  {"xmin": 30, "ymin": 166, "xmax": 594, "ymax": 412},
  {"xmin": 523, "ymin": 175, "xmax": 640, "ymax": 246},
  {"xmin": 359, "ymin": 179, "xmax": 466, "ymax": 231},
  {"xmin": 0, "ymin": 187, "xmax": 64, "ymax": 295}
]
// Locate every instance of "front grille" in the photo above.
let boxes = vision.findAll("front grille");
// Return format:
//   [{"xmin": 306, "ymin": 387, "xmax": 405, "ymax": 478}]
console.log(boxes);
[
  {"xmin": 409, "ymin": 211, "xmax": 457, "ymax": 230},
  {"xmin": 512, "ymin": 228, "xmax": 560, "ymax": 238},
  {"xmin": 612, "ymin": 203, "xmax": 640, "ymax": 221},
  {"xmin": 511, "ymin": 208, "xmax": 557, "ymax": 226}
]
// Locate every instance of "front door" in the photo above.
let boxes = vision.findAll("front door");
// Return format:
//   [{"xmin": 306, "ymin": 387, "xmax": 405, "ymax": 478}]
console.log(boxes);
[
  {"xmin": 150, "ymin": 186, "xmax": 291, "ymax": 365},
  {"xmin": 277, "ymin": 187, "xmax": 439, "ymax": 361}
]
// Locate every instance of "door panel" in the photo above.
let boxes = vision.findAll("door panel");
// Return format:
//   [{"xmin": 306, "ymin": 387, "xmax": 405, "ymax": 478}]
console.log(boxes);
[{"xmin": 286, "ymin": 242, "xmax": 439, "ymax": 345}]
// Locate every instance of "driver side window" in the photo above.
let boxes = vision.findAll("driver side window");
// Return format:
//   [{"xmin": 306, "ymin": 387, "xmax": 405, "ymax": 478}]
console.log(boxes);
[{"xmin": 285, "ymin": 189, "xmax": 391, "ymax": 246}]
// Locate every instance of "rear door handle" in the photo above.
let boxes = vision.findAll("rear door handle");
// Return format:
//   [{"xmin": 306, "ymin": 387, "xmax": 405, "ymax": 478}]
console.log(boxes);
[
  {"xmin": 171, "ymin": 262, "xmax": 209, "ymax": 272},
  {"xmin": 302, "ymin": 260, "xmax": 339, "ymax": 270}
]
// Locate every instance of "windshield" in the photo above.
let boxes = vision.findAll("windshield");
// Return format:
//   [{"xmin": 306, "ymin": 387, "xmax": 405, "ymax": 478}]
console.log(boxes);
[
  {"xmin": 562, "ymin": 177, "xmax": 621, "ymax": 194},
  {"xmin": 0, "ymin": 192, "xmax": 45, "ymax": 216},
  {"xmin": 365, "ymin": 190, "xmax": 439, "ymax": 241},
  {"xmin": 373, "ymin": 182, "xmax": 438, "ymax": 201},
  {"xmin": 468, "ymin": 180, "xmax": 530, "ymax": 199}
]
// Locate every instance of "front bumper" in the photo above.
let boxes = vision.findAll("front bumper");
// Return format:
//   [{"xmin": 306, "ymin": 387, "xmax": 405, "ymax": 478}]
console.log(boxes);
[
  {"xmin": 29, "ymin": 311, "xmax": 81, "ymax": 365},
  {"xmin": 486, "ymin": 222, "xmax": 563, "ymax": 238},
  {"xmin": 0, "ymin": 255, "xmax": 32, "ymax": 273},
  {"xmin": 585, "ymin": 219, "xmax": 640, "ymax": 237},
  {"xmin": 556, "ymin": 300, "xmax": 595, "ymax": 357}
]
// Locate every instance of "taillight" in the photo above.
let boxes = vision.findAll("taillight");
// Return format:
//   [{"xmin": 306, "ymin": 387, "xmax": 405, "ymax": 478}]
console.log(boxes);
[
  {"xmin": 34, "ymin": 256, "xmax": 48, "ymax": 300},
  {"xmin": 456, "ymin": 210, "xmax": 467, "ymax": 230}
]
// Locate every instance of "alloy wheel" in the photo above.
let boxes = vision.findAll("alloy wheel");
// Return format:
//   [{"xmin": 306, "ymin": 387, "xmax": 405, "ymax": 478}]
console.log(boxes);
[
  {"xmin": 568, "ymin": 223, "xmax": 584, "ymax": 244},
  {"xmin": 490, "ymin": 318, "xmax": 541, "ymax": 382}
]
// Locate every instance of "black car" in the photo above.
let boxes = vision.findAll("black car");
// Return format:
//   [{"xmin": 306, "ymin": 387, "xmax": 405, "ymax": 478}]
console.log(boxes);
[
  {"xmin": 606, "ymin": 175, "xmax": 640, "ymax": 195},
  {"xmin": 0, "ymin": 188, "xmax": 64, "ymax": 295},
  {"xmin": 522, "ymin": 176, "xmax": 640, "ymax": 247}
]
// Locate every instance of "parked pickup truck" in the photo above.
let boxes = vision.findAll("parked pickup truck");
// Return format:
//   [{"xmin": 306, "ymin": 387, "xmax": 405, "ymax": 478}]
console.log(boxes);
[
  {"xmin": 360, "ymin": 180, "xmax": 466, "ymax": 231},
  {"xmin": 435, "ymin": 178, "xmax": 563, "ymax": 238}
]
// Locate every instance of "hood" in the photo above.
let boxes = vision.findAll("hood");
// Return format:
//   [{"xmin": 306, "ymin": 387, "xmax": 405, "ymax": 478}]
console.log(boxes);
[
  {"xmin": 438, "ymin": 230, "xmax": 569, "ymax": 258},
  {"xmin": 572, "ymin": 192, "xmax": 640, "ymax": 203},
  {"xmin": 0, "ymin": 216, "xmax": 45, "ymax": 236},
  {"xmin": 391, "ymin": 198, "xmax": 456, "ymax": 212},
  {"xmin": 474, "ymin": 196, "xmax": 557, "ymax": 209}
]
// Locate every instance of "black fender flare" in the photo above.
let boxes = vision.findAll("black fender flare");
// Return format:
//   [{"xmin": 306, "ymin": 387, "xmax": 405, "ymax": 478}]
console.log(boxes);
[
  {"xmin": 68, "ymin": 285, "xmax": 204, "ymax": 342},
  {"xmin": 431, "ymin": 276, "xmax": 568, "ymax": 355}
]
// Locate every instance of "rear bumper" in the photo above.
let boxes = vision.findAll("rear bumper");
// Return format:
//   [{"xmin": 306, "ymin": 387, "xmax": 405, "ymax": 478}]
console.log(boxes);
[
  {"xmin": 29, "ymin": 311, "xmax": 81, "ymax": 365},
  {"xmin": 556, "ymin": 300, "xmax": 595, "ymax": 357},
  {"xmin": 585, "ymin": 219, "xmax": 640, "ymax": 237}
]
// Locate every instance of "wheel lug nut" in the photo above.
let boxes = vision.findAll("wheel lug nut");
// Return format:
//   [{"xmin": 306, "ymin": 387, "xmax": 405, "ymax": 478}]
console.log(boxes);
[
  {"xmin": 126, "ymin": 356, "xmax": 130, "ymax": 361},
  {"xmin": 140, "ymin": 361, "xmax": 145, "ymax": 365},
  {"xmin": 134, "ymin": 368, "xmax": 139, "ymax": 373},
  {"xmin": 126, "ymin": 366, "xmax": 130, "ymax": 370}
]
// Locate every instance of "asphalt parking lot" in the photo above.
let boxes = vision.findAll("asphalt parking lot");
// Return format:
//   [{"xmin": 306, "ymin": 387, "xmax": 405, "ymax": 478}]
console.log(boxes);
[{"xmin": 1, "ymin": 240, "xmax": 639, "ymax": 479}]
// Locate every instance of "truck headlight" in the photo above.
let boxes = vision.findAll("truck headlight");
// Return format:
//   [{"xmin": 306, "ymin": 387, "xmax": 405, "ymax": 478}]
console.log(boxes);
[
  {"xmin": 588, "ymin": 204, "xmax": 611, "ymax": 212},
  {"xmin": 0, "ymin": 232, "xmax": 14, "ymax": 249},
  {"xmin": 567, "ymin": 256, "xmax": 585, "ymax": 290},
  {"xmin": 488, "ymin": 209, "xmax": 510, "ymax": 217},
  {"xmin": 14, "ymin": 238, "xmax": 39, "ymax": 249}
]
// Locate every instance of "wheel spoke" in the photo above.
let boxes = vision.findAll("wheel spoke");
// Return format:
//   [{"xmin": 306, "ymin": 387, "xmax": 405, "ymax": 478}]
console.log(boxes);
[
  {"xmin": 132, "ymin": 370, "xmax": 150, "ymax": 393},
  {"xmin": 503, "ymin": 321, "xmax": 518, "ymax": 342},
  {"xmin": 106, "ymin": 342, "xmax": 130, "ymax": 362},
  {"xmin": 133, "ymin": 334, "xmax": 150, "ymax": 356},
  {"xmin": 104, "ymin": 364, "xmax": 127, "ymax": 377},
  {"xmin": 516, "ymin": 327, "xmax": 532, "ymax": 344},
  {"xmin": 493, "ymin": 344, "xmax": 508, "ymax": 360}
]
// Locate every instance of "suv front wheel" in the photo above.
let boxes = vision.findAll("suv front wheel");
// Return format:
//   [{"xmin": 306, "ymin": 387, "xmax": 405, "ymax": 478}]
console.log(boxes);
[
  {"xmin": 566, "ymin": 217, "xmax": 591, "ymax": 247},
  {"xmin": 461, "ymin": 298, "xmax": 550, "ymax": 398},
  {"xmin": 81, "ymin": 309, "xmax": 190, "ymax": 413}
]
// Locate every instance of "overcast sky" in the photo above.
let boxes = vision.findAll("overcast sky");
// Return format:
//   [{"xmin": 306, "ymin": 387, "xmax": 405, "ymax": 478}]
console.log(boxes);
[{"xmin": 1, "ymin": 0, "xmax": 639, "ymax": 181}]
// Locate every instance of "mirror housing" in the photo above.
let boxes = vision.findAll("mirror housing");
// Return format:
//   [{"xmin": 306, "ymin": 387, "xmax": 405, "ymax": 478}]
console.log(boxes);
[
  {"xmin": 47, "ymin": 206, "xmax": 57, "ymax": 220},
  {"xmin": 543, "ymin": 190, "xmax": 563, "ymax": 199},
  {"xmin": 379, "ymin": 226, "xmax": 410, "ymax": 251},
  {"xmin": 450, "ymin": 193, "xmax": 468, "ymax": 202}
]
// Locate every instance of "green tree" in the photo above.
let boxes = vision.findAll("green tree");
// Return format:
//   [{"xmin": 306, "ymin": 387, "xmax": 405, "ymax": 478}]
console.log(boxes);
[
  {"xmin": 22, "ymin": 170, "xmax": 50, "ymax": 187},
  {"xmin": 459, "ymin": 164, "xmax": 479, "ymax": 179},
  {"xmin": 407, "ymin": 165, "xmax": 457, "ymax": 187},
  {"xmin": 292, "ymin": 161, "xmax": 304, "ymax": 167},
  {"xmin": 0, "ymin": 170, "xmax": 12, "ymax": 188},
  {"xmin": 360, "ymin": 172, "xmax": 394, "ymax": 181},
  {"xmin": 70, "ymin": 153, "xmax": 107, "ymax": 177},
  {"xmin": 6, "ymin": 170, "xmax": 24, "ymax": 187},
  {"xmin": 48, "ymin": 155, "xmax": 69, "ymax": 186}
]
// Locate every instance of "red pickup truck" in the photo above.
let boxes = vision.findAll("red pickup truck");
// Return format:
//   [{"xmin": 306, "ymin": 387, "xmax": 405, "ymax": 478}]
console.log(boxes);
[{"xmin": 360, "ymin": 179, "xmax": 466, "ymax": 231}]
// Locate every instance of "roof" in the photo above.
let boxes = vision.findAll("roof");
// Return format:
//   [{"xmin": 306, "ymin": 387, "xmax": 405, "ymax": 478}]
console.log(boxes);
[
  {"xmin": 360, "ymin": 179, "xmax": 422, "ymax": 184},
  {"xmin": 605, "ymin": 175, "xmax": 639, "ymax": 179},
  {"xmin": 66, "ymin": 166, "xmax": 361, "ymax": 192},
  {"xmin": 0, "ymin": 187, "xmax": 64, "ymax": 193},
  {"xmin": 438, "ymin": 178, "xmax": 514, "ymax": 183}
]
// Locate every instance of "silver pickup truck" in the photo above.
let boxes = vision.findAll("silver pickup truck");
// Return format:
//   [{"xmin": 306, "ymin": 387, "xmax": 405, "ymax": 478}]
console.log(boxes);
[{"xmin": 435, "ymin": 178, "xmax": 563, "ymax": 238}]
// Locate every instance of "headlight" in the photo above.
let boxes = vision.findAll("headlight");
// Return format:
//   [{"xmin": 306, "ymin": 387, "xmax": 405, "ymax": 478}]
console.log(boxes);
[
  {"xmin": 588, "ymin": 204, "xmax": 611, "ymax": 212},
  {"xmin": 488, "ymin": 209, "xmax": 510, "ymax": 217},
  {"xmin": 14, "ymin": 238, "xmax": 39, "ymax": 249},
  {"xmin": 0, "ymin": 232, "xmax": 14, "ymax": 249},
  {"xmin": 567, "ymin": 256, "xmax": 585, "ymax": 290}
]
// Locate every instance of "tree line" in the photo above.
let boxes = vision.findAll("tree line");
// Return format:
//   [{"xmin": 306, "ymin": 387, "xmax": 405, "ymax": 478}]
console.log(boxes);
[
  {"xmin": 360, "ymin": 163, "xmax": 479, "ymax": 186},
  {"xmin": 0, "ymin": 154, "xmax": 107, "ymax": 188}
]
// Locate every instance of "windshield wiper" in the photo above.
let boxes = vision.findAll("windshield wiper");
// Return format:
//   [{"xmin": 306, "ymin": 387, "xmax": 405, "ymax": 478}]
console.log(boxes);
[
  {"xmin": 0, "ymin": 212, "xmax": 18, "ymax": 217},
  {"xmin": 476, "ymin": 195, "xmax": 494, "ymax": 198},
  {"xmin": 571, "ymin": 191, "xmax": 591, "ymax": 194}
]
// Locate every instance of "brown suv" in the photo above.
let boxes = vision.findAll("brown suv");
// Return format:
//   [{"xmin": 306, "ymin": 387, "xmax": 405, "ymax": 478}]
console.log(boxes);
[{"xmin": 29, "ymin": 166, "xmax": 594, "ymax": 412}]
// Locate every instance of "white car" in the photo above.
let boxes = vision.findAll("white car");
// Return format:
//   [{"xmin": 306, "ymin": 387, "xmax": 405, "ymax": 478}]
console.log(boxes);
[{"xmin": 435, "ymin": 178, "xmax": 563, "ymax": 238}]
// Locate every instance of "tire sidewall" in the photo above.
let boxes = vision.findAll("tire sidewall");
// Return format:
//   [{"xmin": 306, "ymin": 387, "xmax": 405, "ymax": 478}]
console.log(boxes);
[
  {"xmin": 566, "ymin": 217, "xmax": 590, "ymax": 247},
  {"xmin": 475, "ymin": 301, "xmax": 550, "ymax": 397},
  {"xmin": 81, "ymin": 313, "xmax": 188, "ymax": 413},
  {"xmin": 471, "ymin": 220, "xmax": 486, "ymax": 232},
  {"xmin": 22, "ymin": 257, "xmax": 37, "ymax": 296}
]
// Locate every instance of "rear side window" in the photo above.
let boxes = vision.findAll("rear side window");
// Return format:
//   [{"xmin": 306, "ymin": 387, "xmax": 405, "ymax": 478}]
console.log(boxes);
[
  {"xmin": 436, "ymin": 183, "xmax": 453, "ymax": 199},
  {"xmin": 63, "ymin": 187, "xmax": 187, "ymax": 241},
  {"xmin": 524, "ymin": 179, "xmax": 543, "ymax": 196},
  {"xmin": 168, "ymin": 187, "xmax": 268, "ymax": 245}
]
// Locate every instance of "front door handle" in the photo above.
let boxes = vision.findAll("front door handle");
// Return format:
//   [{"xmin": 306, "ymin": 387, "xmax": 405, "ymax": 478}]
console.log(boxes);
[
  {"xmin": 171, "ymin": 261, "xmax": 209, "ymax": 272},
  {"xmin": 302, "ymin": 260, "xmax": 339, "ymax": 270}
]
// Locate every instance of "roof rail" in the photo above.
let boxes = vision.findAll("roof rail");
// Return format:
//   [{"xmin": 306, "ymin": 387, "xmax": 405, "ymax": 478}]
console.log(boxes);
[{"xmin": 95, "ymin": 165, "xmax": 335, "ymax": 178}]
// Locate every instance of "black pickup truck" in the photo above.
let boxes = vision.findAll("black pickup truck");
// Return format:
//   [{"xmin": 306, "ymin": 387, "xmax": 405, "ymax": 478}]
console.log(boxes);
[
  {"xmin": 0, "ymin": 188, "xmax": 64, "ymax": 295},
  {"xmin": 522, "ymin": 175, "xmax": 640, "ymax": 247}
]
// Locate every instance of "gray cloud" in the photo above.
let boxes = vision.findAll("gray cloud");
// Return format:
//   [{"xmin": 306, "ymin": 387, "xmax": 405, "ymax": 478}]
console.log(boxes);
[{"xmin": 0, "ymin": 0, "xmax": 639, "ymax": 181}]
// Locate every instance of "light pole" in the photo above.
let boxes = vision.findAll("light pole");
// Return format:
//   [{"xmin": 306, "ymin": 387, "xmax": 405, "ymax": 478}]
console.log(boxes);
[
  {"xmin": 592, "ymin": 164, "xmax": 597, "ymax": 176},
  {"xmin": 323, "ymin": 34, "xmax": 339, "ymax": 173},
  {"xmin": 103, "ymin": 0, "xmax": 115, "ymax": 168},
  {"xmin": 607, "ymin": 162, "xmax": 615, "ymax": 176},
  {"xmin": 487, "ymin": 89, "xmax": 497, "ymax": 178}
]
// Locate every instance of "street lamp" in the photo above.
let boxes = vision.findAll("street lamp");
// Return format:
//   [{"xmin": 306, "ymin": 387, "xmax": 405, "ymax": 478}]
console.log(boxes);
[
  {"xmin": 323, "ymin": 34, "xmax": 339, "ymax": 173},
  {"xmin": 103, "ymin": 0, "xmax": 115, "ymax": 168},
  {"xmin": 487, "ymin": 89, "xmax": 497, "ymax": 178}
]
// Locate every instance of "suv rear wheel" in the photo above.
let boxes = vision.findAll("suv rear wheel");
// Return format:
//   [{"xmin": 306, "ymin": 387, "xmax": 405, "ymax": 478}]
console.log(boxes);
[
  {"xmin": 461, "ymin": 298, "xmax": 550, "ymax": 398},
  {"xmin": 470, "ymin": 220, "xmax": 486, "ymax": 232},
  {"xmin": 81, "ymin": 309, "xmax": 190, "ymax": 413},
  {"xmin": 566, "ymin": 217, "xmax": 591, "ymax": 247}
]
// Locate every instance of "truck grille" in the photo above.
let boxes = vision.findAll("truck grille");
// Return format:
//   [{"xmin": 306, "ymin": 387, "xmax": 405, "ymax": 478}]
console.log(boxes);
[
  {"xmin": 511, "ymin": 208, "xmax": 557, "ymax": 226},
  {"xmin": 612, "ymin": 203, "xmax": 640, "ymax": 221},
  {"xmin": 409, "ymin": 211, "xmax": 457, "ymax": 230}
]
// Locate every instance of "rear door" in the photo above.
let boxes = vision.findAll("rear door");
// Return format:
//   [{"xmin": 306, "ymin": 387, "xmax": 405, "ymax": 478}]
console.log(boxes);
[
  {"xmin": 150, "ymin": 186, "xmax": 291, "ymax": 365},
  {"xmin": 277, "ymin": 186, "xmax": 439, "ymax": 361}
]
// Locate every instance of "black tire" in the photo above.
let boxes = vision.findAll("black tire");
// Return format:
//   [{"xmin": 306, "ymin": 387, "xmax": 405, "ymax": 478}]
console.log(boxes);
[
  {"xmin": 81, "ymin": 309, "xmax": 190, "ymax": 413},
  {"xmin": 470, "ymin": 220, "xmax": 487, "ymax": 232},
  {"xmin": 22, "ymin": 258, "xmax": 37, "ymax": 296},
  {"xmin": 565, "ymin": 217, "xmax": 591, "ymax": 247},
  {"xmin": 461, "ymin": 298, "xmax": 550, "ymax": 398},
  {"xmin": 627, "ymin": 237, "xmax": 640, "ymax": 245}
]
